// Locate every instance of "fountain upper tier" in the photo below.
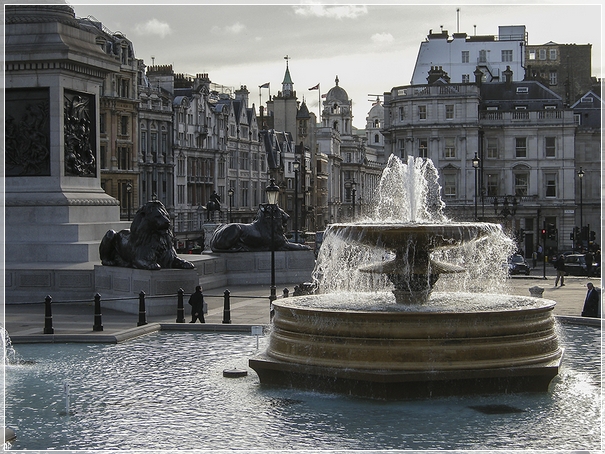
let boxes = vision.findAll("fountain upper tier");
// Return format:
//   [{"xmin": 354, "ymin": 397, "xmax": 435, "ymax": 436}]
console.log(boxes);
[
  {"xmin": 329, "ymin": 222, "xmax": 498, "ymax": 251},
  {"xmin": 327, "ymin": 222, "xmax": 502, "ymax": 304}
]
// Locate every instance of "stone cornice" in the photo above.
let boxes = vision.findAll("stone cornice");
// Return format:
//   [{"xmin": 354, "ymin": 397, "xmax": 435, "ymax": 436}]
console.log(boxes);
[
  {"xmin": 5, "ymin": 60, "xmax": 108, "ymax": 80},
  {"xmin": 5, "ymin": 198, "xmax": 120, "ymax": 207}
]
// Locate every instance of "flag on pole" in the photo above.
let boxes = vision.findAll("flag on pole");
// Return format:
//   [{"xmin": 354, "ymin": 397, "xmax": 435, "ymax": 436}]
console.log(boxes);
[
  {"xmin": 308, "ymin": 83, "xmax": 320, "ymax": 90},
  {"xmin": 259, "ymin": 82, "xmax": 270, "ymax": 89}
]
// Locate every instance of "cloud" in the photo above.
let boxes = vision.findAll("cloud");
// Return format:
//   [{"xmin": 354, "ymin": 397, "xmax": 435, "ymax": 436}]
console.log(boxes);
[
  {"xmin": 371, "ymin": 32, "xmax": 394, "ymax": 45},
  {"xmin": 134, "ymin": 18, "xmax": 172, "ymax": 38},
  {"xmin": 211, "ymin": 22, "xmax": 246, "ymax": 35},
  {"xmin": 293, "ymin": 4, "xmax": 368, "ymax": 19}
]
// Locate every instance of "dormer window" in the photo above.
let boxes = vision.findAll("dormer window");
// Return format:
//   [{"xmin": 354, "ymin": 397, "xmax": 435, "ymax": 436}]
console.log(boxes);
[{"xmin": 516, "ymin": 87, "xmax": 529, "ymax": 94}]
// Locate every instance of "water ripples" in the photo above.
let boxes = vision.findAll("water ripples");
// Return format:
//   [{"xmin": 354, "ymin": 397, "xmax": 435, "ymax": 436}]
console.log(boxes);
[{"xmin": 5, "ymin": 326, "xmax": 601, "ymax": 450}]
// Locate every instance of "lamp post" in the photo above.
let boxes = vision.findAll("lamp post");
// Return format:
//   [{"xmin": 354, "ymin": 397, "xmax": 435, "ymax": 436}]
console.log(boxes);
[
  {"xmin": 293, "ymin": 160, "xmax": 300, "ymax": 243},
  {"xmin": 471, "ymin": 154, "xmax": 480, "ymax": 221},
  {"xmin": 351, "ymin": 181, "xmax": 357, "ymax": 220},
  {"xmin": 228, "ymin": 187, "xmax": 234, "ymax": 223},
  {"xmin": 266, "ymin": 179, "xmax": 280, "ymax": 313},
  {"xmin": 126, "ymin": 182, "xmax": 133, "ymax": 221},
  {"xmin": 578, "ymin": 167, "xmax": 584, "ymax": 246}
]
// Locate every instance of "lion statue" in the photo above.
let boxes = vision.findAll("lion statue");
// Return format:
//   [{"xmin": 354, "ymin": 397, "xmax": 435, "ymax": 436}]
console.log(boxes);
[
  {"xmin": 210, "ymin": 204, "xmax": 311, "ymax": 252},
  {"xmin": 100, "ymin": 200, "xmax": 195, "ymax": 270}
]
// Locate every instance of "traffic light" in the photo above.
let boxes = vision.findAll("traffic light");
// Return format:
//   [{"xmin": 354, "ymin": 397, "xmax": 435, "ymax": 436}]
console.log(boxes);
[
  {"xmin": 547, "ymin": 223, "xmax": 556, "ymax": 240},
  {"xmin": 541, "ymin": 228, "xmax": 546, "ymax": 236}
]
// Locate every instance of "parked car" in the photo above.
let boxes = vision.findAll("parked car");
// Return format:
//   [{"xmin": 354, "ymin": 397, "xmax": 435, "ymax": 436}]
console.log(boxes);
[
  {"xmin": 564, "ymin": 254, "xmax": 601, "ymax": 276},
  {"xmin": 508, "ymin": 254, "xmax": 531, "ymax": 275}
]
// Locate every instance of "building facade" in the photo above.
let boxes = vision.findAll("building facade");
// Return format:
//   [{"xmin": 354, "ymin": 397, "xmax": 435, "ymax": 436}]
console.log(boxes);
[{"xmin": 382, "ymin": 66, "xmax": 591, "ymax": 257}]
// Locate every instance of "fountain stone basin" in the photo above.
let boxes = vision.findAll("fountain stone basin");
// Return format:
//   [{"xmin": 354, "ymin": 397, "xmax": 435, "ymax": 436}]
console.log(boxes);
[
  {"xmin": 249, "ymin": 293, "xmax": 563, "ymax": 399},
  {"xmin": 330, "ymin": 222, "xmax": 498, "ymax": 304}
]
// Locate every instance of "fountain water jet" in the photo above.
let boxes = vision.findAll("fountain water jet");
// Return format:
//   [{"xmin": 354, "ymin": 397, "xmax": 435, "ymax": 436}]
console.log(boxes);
[{"xmin": 249, "ymin": 156, "xmax": 562, "ymax": 399}]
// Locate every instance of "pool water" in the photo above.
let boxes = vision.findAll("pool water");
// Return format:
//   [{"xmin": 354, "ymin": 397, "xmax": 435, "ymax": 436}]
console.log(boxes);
[{"xmin": 4, "ymin": 324, "xmax": 601, "ymax": 451}]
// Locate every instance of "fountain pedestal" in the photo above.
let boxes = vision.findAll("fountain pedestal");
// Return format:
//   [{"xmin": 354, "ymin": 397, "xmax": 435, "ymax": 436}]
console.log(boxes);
[{"xmin": 249, "ymin": 295, "xmax": 563, "ymax": 399}]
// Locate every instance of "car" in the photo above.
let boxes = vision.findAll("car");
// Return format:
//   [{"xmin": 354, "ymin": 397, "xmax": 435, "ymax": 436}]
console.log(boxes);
[
  {"xmin": 508, "ymin": 254, "xmax": 531, "ymax": 275},
  {"xmin": 564, "ymin": 254, "xmax": 601, "ymax": 276}
]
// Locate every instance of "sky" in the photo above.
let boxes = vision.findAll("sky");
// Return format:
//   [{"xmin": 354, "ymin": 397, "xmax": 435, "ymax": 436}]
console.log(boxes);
[{"xmin": 68, "ymin": 1, "xmax": 603, "ymax": 129}]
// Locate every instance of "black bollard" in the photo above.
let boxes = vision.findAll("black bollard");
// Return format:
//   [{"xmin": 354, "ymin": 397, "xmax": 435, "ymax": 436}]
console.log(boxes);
[
  {"xmin": 283, "ymin": 288, "xmax": 289, "ymax": 298},
  {"xmin": 176, "ymin": 288, "xmax": 185, "ymax": 323},
  {"xmin": 43, "ymin": 295, "xmax": 54, "ymax": 334},
  {"xmin": 137, "ymin": 291, "xmax": 147, "ymax": 326},
  {"xmin": 222, "ymin": 289, "xmax": 231, "ymax": 324},
  {"xmin": 93, "ymin": 293, "xmax": 103, "ymax": 332}
]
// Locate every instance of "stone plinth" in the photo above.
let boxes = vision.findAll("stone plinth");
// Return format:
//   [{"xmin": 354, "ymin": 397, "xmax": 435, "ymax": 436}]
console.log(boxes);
[
  {"xmin": 211, "ymin": 250, "xmax": 316, "ymax": 286},
  {"xmin": 94, "ymin": 266, "xmax": 200, "ymax": 316}
]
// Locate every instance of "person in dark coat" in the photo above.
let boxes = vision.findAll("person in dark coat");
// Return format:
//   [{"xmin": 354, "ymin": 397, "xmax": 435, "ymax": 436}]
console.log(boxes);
[
  {"xmin": 554, "ymin": 254, "xmax": 566, "ymax": 287},
  {"xmin": 188, "ymin": 285, "xmax": 206, "ymax": 323},
  {"xmin": 581, "ymin": 282, "xmax": 600, "ymax": 318}
]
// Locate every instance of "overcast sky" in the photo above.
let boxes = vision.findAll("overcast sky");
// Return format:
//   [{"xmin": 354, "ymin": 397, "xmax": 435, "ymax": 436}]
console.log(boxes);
[{"xmin": 69, "ymin": 1, "xmax": 603, "ymax": 129}]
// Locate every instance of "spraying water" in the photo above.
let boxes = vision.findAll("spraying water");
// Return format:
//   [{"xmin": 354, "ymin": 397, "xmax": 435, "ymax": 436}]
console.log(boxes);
[{"xmin": 313, "ymin": 155, "xmax": 514, "ymax": 298}]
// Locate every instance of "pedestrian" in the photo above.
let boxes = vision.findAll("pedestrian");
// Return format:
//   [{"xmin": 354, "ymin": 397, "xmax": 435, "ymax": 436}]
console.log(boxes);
[
  {"xmin": 532, "ymin": 250, "xmax": 538, "ymax": 268},
  {"xmin": 585, "ymin": 250, "xmax": 594, "ymax": 277},
  {"xmin": 581, "ymin": 282, "xmax": 600, "ymax": 318},
  {"xmin": 554, "ymin": 254, "xmax": 566, "ymax": 287},
  {"xmin": 188, "ymin": 285, "xmax": 206, "ymax": 323}
]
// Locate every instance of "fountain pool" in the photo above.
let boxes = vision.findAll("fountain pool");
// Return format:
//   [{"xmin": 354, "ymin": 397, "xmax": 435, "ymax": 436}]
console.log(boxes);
[{"xmin": 4, "ymin": 325, "xmax": 601, "ymax": 451}]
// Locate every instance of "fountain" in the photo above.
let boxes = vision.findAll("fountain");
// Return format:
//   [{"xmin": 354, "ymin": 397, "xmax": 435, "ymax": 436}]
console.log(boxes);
[{"xmin": 249, "ymin": 155, "xmax": 563, "ymax": 399}]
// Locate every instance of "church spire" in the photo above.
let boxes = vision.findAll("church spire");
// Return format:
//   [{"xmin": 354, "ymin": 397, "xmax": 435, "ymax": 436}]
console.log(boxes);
[{"xmin": 282, "ymin": 55, "xmax": 293, "ymax": 97}]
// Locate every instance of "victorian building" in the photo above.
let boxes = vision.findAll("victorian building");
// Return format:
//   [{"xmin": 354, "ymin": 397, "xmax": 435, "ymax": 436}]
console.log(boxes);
[
  {"xmin": 80, "ymin": 17, "xmax": 140, "ymax": 220},
  {"xmin": 382, "ymin": 66, "xmax": 594, "ymax": 257}
]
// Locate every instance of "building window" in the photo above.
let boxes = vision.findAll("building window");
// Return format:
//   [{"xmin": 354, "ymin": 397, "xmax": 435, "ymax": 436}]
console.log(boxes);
[
  {"xmin": 241, "ymin": 181, "xmax": 249, "ymax": 207},
  {"xmin": 397, "ymin": 139, "xmax": 405, "ymax": 157},
  {"xmin": 549, "ymin": 70, "xmax": 558, "ymax": 86},
  {"xmin": 461, "ymin": 50, "xmax": 469, "ymax": 63},
  {"xmin": 574, "ymin": 114, "xmax": 582, "ymax": 125},
  {"xmin": 418, "ymin": 105, "xmax": 427, "ymax": 120},
  {"xmin": 539, "ymin": 49, "xmax": 547, "ymax": 60},
  {"xmin": 118, "ymin": 146, "xmax": 130, "ymax": 170},
  {"xmin": 240, "ymin": 151, "xmax": 249, "ymax": 170},
  {"xmin": 444, "ymin": 138, "xmax": 456, "ymax": 158},
  {"xmin": 501, "ymin": 50, "xmax": 513, "ymax": 62},
  {"xmin": 462, "ymin": 74, "xmax": 470, "ymax": 83},
  {"xmin": 545, "ymin": 173, "xmax": 557, "ymax": 197},
  {"xmin": 478, "ymin": 50, "xmax": 487, "ymax": 63},
  {"xmin": 229, "ymin": 150, "xmax": 236, "ymax": 169},
  {"xmin": 177, "ymin": 156, "xmax": 185, "ymax": 176},
  {"xmin": 398, "ymin": 106, "xmax": 405, "ymax": 121},
  {"xmin": 374, "ymin": 134, "xmax": 380, "ymax": 143},
  {"xmin": 100, "ymin": 145, "xmax": 107, "ymax": 169},
  {"xmin": 419, "ymin": 139, "xmax": 428, "ymax": 158},
  {"xmin": 515, "ymin": 137, "xmax": 527, "ymax": 158},
  {"xmin": 100, "ymin": 113, "xmax": 106, "ymax": 134},
  {"xmin": 528, "ymin": 49, "xmax": 536, "ymax": 60},
  {"xmin": 545, "ymin": 137, "xmax": 556, "ymax": 157},
  {"xmin": 141, "ymin": 131, "xmax": 147, "ymax": 156},
  {"xmin": 177, "ymin": 185, "xmax": 185, "ymax": 204},
  {"xmin": 445, "ymin": 105, "xmax": 454, "ymax": 120},
  {"xmin": 487, "ymin": 174, "xmax": 499, "ymax": 197},
  {"xmin": 151, "ymin": 132, "xmax": 158, "ymax": 163},
  {"xmin": 443, "ymin": 173, "xmax": 456, "ymax": 198},
  {"xmin": 120, "ymin": 116, "xmax": 129, "ymax": 136},
  {"xmin": 514, "ymin": 172, "xmax": 528, "ymax": 196},
  {"xmin": 487, "ymin": 138, "xmax": 498, "ymax": 159},
  {"xmin": 549, "ymin": 49, "xmax": 557, "ymax": 60}
]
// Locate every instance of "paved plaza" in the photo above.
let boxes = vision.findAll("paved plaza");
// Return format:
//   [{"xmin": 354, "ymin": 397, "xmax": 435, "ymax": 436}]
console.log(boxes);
[{"xmin": 4, "ymin": 265, "xmax": 601, "ymax": 343}]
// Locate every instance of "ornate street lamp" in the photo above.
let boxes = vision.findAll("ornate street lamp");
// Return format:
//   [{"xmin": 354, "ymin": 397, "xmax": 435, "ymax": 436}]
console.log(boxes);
[
  {"xmin": 228, "ymin": 187, "xmax": 234, "ymax": 223},
  {"xmin": 472, "ymin": 154, "xmax": 480, "ymax": 220},
  {"xmin": 578, "ymin": 167, "xmax": 584, "ymax": 246},
  {"xmin": 126, "ymin": 181, "xmax": 133, "ymax": 221},
  {"xmin": 293, "ymin": 160, "xmax": 300, "ymax": 243},
  {"xmin": 266, "ymin": 179, "xmax": 280, "ymax": 314}
]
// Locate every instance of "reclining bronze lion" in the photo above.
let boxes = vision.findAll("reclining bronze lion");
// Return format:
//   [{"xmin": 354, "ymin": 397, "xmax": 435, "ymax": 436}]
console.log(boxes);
[
  {"xmin": 100, "ymin": 200, "xmax": 195, "ymax": 270},
  {"xmin": 210, "ymin": 204, "xmax": 310, "ymax": 252}
]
